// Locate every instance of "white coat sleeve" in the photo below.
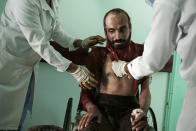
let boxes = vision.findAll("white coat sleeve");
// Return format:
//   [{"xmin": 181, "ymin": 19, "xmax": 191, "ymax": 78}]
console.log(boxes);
[
  {"xmin": 52, "ymin": 18, "xmax": 78, "ymax": 51},
  {"xmin": 128, "ymin": 1, "xmax": 180, "ymax": 79},
  {"xmin": 13, "ymin": 1, "xmax": 72, "ymax": 72}
]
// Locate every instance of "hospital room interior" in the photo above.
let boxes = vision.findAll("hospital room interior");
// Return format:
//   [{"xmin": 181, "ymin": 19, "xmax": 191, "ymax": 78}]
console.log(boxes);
[{"xmin": 0, "ymin": 0, "xmax": 187, "ymax": 131}]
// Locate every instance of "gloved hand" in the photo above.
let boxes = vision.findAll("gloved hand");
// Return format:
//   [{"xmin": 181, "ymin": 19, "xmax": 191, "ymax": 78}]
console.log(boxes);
[
  {"xmin": 131, "ymin": 108, "xmax": 149, "ymax": 131},
  {"xmin": 131, "ymin": 108, "xmax": 145, "ymax": 121},
  {"xmin": 70, "ymin": 65, "xmax": 98, "ymax": 90},
  {"xmin": 112, "ymin": 60, "xmax": 128, "ymax": 77},
  {"xmin": 81, "ymin": 35, "xmax": 105, "ymax": 48}
]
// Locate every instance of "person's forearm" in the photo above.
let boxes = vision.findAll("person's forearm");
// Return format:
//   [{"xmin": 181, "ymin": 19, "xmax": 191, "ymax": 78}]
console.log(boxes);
[
  {"xmin": 80, "ymin": 88, "xmax": 93, "ymax": 111},
  {"xmin": 139, "ymin": 92, "xmax": 151, "ymax": 114},
  {"xmin": 66, "ymin": 63, "xmax": 78, "ymax": 73},
  {"xmin": 127, "ymin": 2, "xmax": 179, "ymax": 80},
  {"xmin": 140, "ymin": 77, "xmax": 151, "ymax": 114},
  {"xmin": 85, "ymin": 101, "xmax": 97, "ymax": 112}
]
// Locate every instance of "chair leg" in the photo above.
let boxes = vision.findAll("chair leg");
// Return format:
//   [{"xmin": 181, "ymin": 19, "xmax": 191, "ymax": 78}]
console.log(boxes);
[
  {"xmin": 63, "ymin": 98, "xmax": 73, "ymax": 131},
  {"xmin": 147, "ymin": 107, "xmax": 157, "ymax": 131}
]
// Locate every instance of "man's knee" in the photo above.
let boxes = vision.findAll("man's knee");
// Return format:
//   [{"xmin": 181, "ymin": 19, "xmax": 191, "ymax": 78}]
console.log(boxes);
[
  {"xmin": 79, "ymin": 117, "xmax": 113, "ymax": 131},
  {"xmin": 79, "ymin": 121, "xmax": 98, "ymax": 131},
  {"xmin": 0, "ymin": 130, "xmax": 17, "ymax": 131}
]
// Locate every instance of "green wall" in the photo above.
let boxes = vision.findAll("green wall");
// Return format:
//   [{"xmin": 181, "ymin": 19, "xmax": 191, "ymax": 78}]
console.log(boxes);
[
  {"xmin": 0, "ymin": 0, "xmax": 6, "ymax": 15},
  {"xmin": 164, "ymin": 53, "xmax": 187, "ymax": 131}
]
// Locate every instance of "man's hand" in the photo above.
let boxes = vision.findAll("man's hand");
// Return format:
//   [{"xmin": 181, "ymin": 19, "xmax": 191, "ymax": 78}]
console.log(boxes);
[
  {"xmin": 69, "ymin": 65, "xmax": 98, "ymax": 90},
  {"xmin": 81, "ymin": 35, "xmax": 106, "ymax": 48},
  {"xmin": 131, "ymin": 109, "xmax": 149, "ymax": 131},
  {"xmin": 78, "ymin": 103, "xmax": 102, "ymax": 130},
  {"xmin": 112, "ymin": 60, "xmax": 129, "ymax": 77},
  {"xmin": 131, "ymin": 114, "xmax": 149, "ymax": 131}
]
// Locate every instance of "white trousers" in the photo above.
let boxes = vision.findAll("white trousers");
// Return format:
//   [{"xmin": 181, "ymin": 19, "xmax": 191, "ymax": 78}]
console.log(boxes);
[{"xmin": 176, "ymin": 86, "xmax": 196, "ymax": 131}]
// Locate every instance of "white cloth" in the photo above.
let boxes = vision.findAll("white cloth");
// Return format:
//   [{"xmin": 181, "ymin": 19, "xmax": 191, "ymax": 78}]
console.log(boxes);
[
  {"xmin": 0, "ymin": 0, "xmax": 76, "ymax": 129},
  {"xmin": 128, "ymin": 0, "xmax": 196, "ymax": 88},
  {"xmin": 176, "ymin": 87, "xmax": 196, "ymax": 131},
  {"xmin": 112, "ymin": 60, "xmax": 128, "ymax": 77},
  {"xmin": 131, "ymin": 108, "xmax": 145, "ymax": 119},
  {"xmin": 127, "ymin": 0, "xmax": 196, "ymax": 130},
  {"xmin": 70, "ymin": 65, "xmax": 90, "ymax": 84}
]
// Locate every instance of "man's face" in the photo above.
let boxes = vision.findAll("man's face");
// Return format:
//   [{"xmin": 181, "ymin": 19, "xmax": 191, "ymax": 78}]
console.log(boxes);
[{"xmin": 104, "ymin": 13, "xmax": 131, "ymax": 49}]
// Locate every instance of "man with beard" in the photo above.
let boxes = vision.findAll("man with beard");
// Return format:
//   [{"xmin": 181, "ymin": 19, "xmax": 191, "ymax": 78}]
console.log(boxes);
[{"xmin": 77, "ymin": 8, "xmax": 151, "ymax": 131}]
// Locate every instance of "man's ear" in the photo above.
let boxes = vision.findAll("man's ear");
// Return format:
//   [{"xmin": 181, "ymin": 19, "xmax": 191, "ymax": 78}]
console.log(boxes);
[
  {"xmin": 104, "ymin": 28, "xmax": 107, "ymax": 37},
  {"xmin": 129, "ymin": 23, "xmax": 132, "ymax": 36},
  {"xmin": 129, "ymin": 23, "xmax": 132, "ymax": 30}
]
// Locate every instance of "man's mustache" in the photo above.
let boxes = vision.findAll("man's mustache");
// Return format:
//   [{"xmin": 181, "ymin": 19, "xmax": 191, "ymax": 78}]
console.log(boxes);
[{"xmin": 111, "ymin": 39, "xmax": 126, "ymax": 43}]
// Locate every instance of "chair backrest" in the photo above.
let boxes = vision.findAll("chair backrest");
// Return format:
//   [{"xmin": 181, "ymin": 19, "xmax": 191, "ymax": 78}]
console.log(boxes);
[{"xmin": 63, "ymin": 98, "xmax": 73, "ymax": 131}]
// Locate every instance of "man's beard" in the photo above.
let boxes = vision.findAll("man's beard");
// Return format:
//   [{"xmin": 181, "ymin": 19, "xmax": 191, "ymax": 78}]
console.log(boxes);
[{"xmin": 107, "ymin": 34, "xmax": 131, "ymax": 50}]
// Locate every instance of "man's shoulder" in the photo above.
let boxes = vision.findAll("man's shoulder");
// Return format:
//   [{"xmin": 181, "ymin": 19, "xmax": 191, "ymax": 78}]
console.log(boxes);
[
  {"xmin": 89, "ymin": 46, "xmax": 107, "ymax": 55},
  {"xmin": 130, "ymin": 41, "xmax": 144, "ymax": 54},
  {"xmin": 131, "ymin": 41, "xmax": 144, "ymax": 49},
  {"xmin": 86, "ymin": 46, "xmax": 107, "ymax": 78}
]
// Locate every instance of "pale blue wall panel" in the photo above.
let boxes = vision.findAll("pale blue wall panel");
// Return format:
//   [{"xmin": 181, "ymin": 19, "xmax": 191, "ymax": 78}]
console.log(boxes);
[{"xmin": 0, "ymin": 0, "xmax": 7, "ymax": 16}]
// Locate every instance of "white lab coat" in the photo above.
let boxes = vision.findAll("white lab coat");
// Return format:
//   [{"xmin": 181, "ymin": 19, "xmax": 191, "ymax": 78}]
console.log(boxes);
[
  {"xmin": 128, "ymin": 0, "xmax": 196, "ymax": 87},
  {"xmin": 0, "ymin": 0, "xmax": 77, "ymax": 129},
  {"xmin": 127, "ymin": 0, "xmax": 196, "ymax": 130}
]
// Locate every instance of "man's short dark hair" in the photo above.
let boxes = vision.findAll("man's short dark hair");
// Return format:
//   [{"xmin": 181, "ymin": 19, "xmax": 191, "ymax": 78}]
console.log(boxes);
[{"xmin": 103, "ymin": 8, "xmax": 131, "ymax": 28}]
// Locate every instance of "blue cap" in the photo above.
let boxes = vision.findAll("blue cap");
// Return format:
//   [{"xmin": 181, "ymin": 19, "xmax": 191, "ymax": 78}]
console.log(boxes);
[{"xmin": 145, "ymin": 0, "xmax": 155, "ymax": 7}]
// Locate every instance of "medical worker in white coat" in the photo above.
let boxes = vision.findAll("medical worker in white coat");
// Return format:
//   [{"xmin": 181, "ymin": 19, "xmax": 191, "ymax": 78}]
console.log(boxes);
[
  {"xmin": 0, "ymin": 0, "xmax": 101, "ymax": 130},
  {"xmin": 112, "ymin": 0, "xmax": 196, "ymax": 131}
]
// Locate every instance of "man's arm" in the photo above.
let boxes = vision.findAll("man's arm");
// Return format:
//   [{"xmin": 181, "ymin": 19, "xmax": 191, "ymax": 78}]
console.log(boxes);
[
  {"xmin": 80, "ymin": 88, "xmax": 93, "ymax": 111},
  {"xmin": 78, "ymin": 88, "xmax": 102, "ymax": 130},
  {"xmin": 78, "ymin": 47, "xmax": 104, "ymax": 130},
  {"xmin": 139, "ymin": 76, "xmax": 152, "ymax": 114},
  {"xmin": 131, "ymin": 76, "xmax": 151, "ymax": 131}
]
